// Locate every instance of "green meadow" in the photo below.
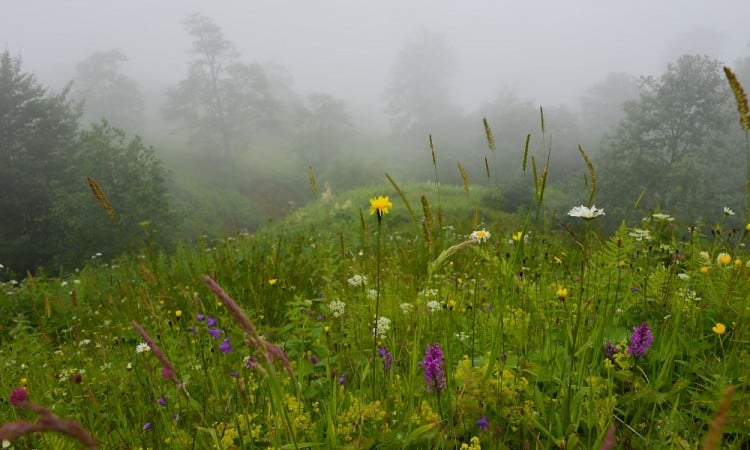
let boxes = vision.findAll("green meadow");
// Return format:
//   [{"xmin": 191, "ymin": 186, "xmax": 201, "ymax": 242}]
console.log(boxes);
[{"xmin": 1, "ymin": 140, "xmax": 750, "ymax": 449}]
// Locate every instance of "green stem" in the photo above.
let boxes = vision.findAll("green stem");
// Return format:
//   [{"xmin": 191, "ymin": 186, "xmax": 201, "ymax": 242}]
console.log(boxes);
[{"xmin": 373, "ymin": 215, "xmax": 382, "ymax": 400}]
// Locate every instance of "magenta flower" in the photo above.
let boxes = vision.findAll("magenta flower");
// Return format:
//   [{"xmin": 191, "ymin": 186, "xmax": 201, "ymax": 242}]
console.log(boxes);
[
  {"xmin": 627, "ymin": 322, "xmax": 654, "ymax": 357},
  {"xmin": 421, "ymin": 343, "xmax": 446, "ymax": 392},
  {"xmin": 9, "ymin": 387, "xmax": 27, "ymax": 406}
]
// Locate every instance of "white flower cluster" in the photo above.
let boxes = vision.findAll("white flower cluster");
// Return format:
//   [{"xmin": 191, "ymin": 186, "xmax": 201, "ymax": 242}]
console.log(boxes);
[
  {"xmin": 373, "ymin": 316, "xmax": 391, "ymax": 339},
  {"xmin": 628, "ymin": 228, "xmax": 651, "ymax": 241},
  {"xmin": 135, "ymin": 342, "xmax": 150, "ymax": 354},
  {"xmin": 328, "ymin": 300, "xmax": 346, "ymax": 318},
  {"xmin": 426, "ymin": 300, "xmax": 442, "ymax": 312},
  {"xmin": 347, "ymin": 274, "xmax": 367, "ymax": 287},
  {"xmin": 399, "ymin": 303, "xmax": 414, "ymax": 314}
]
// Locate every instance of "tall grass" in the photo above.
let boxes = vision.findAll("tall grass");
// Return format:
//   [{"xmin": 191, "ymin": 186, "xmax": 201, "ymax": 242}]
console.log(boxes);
[{"xmin": 0, "ymin": 115, "xmax": 748, "ymax": 449}]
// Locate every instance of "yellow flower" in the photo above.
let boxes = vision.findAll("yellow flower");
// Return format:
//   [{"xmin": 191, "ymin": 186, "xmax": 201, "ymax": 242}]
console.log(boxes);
[
  {"xmin": 175, "ymin": 310, "xmax": 182, "ymax": 318},
  {"xmin": 512, "ymin": 231, "xmax": 523, "ymax": 242},
  {"xmin": 20, "ymin": 378, "xmax": 27, "ymax": 386},
  {"xmin": 553, "ymin": 256, "xmax": 562, "ymax": 264},
  {"xmin": 746, "ymin": 223, "xmax": 750, "ymax": 231},
  {"xmin": 712, "ymin": 323, "xmax": 726, "ymax": 335},
  {"xmin": 717, "ymin": 253, "xmax": 732, "ymax": 266},
  {"xmin": 268, "ymin": 278, "xmax": 278, "ymax": 286},
  {"xmin": 369, "ymin": 196, "xmax": 392, "ymax": 216},
  {"xmin": 735, "ymin": 259, "xmax": 743, "ymax": 267},
  {"xmin": 323, "ymin": 326, "xmax": 330, "ymax": 334},
  {"xmin": 556, "ymin": 286, "xmax": 568, "ymax": 299},
  {"xmin": 700, "ymin": 266, "xmax": 709, "ymax": 274},
  {"xmin": 448, "ymin": 299, "xmax": 457, "ymax": 310}
]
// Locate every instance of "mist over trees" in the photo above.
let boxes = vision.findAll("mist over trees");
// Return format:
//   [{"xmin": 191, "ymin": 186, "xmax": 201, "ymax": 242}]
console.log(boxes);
[
  {"xmin": 2, "ymin": 5, "xmax": 749, "ymax": 274},
  {"xmin": 73, "ymin": 50, "xmax": 144, "ymax": 132},
  {"xmin": 597, "ymin": 55, "xmax": 742, "ymax": 222},
  {"xmin": 0, "ymin": 51, "xmax": 176, "ymax": 276},
  {"xmin": 163, "ymin": 14, "xmax": 278, "ymax": 160}
]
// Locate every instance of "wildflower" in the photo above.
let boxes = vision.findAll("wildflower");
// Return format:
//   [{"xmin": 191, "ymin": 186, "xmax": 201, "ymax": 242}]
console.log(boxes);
[
  {"xmin": 206, "ymin": 316, "xmax": 218, "ymax": 327},
  {"xmin": 367, "ymin": 289, "xmax": 378, "ymax": 300},
  {"xmin": 717, "ymin": 253, "xmax": 732, "ymax": 266},
  {"xmin": 19, "ymin": 378, "xmax": 27, "ymax": 386},
  {"xmin": 328, "ymin": 300, "xmax": 346, "ymax": 318},
  {"xmin": 347, "ymin": 274, "xmax": 367, "ymax": 287},
  {"xmin": 651, "ymin": 213, "xmax": 674, "ymax": 221},
  {"xmin": 628, "ymin": 228, "xmax": 651, "ymax": 241},
  {"xmin": 337, "ymin": 372, "xmax": 347, "ymax": 386},
  {"xmin": 143, "ymin": 422, "xmax": 152, "ymax": 431},
  {"xmin": 447, "ymin": 299, "xmax": 457, "ymax": 310},
  {"xmin": 426, "ymin": 300, "xmax": 441, "ymax": 312},
  {"xmin": 470, "ymin": 229, "xmax": 491, "ymax": 243},
  {"xmin": 627, "ymin": 322, "xmax": 654, "ymax": 357},
  {"xmin": 422, "ymin": 343, "xmax": 446, "ymax": 392},
  {"xmin": 399, "ymin": 302, "xmax": 414, "ymax": 314},
  {"xmin": 268, "ymin": 278, "xmax": 278, "ymax": 286},
  {"xmin": 219, "ymin": 338, "xmax": 234, "ymax": 353},
  {"xmin": 175, "ymin": 310, "xmax": 182, "ymax": 318},
  {"xmin": 568, "ymin": 204, "xmax": 605, "ymax": 219},
  {"xmin": 369, "ymin": 196, "xmax": 393, "ymax": 217},
  {"xmin": 161, "ymin": 367, "xmax": 175, "ymax": 379},
  {"xmin": 723, "ymin": 206, "xmax": 735, "ymax": 216},
  {"xmin": 712, "ymin": 323, "xmax": 726, "ymax": 335},
  {"xmin": 158, "ymin": 396, "xmax": 167, "ymax": 406},
  {"xmin": 196, "ymin": 313, "xmax": 205, "ymax": 322},
  {"xmin": 135, "ymin": 342, "xmax": 150, "ymax": 354},
  {"xmin": 746, "ymin": 223, "xmax": 750, "ymax": 231},
  {"xmin": 556, "ymin": 286, "xmax": 568, "ymax": 300},
  {"xmin": 373, "ymin": 316, "xmax": 391, "ymax": 339},
  {"xmin": 476, "ymin": 416, "xmax": 489, "ymax": 431},
  {"xmin": 208, "ymin": 328, "xmax": 222, "ymax": 339},
  {"xmin": 378, "ymin": 347, "xmax": 393, "ymax": 371},
  {"xmin": 310, "ymin": 355, "xmax": 319, "ymax": 365},
  {"xmin": 244, "ymin": 356, "xmax": 259, "ymax": 370},
  {"xmin": 9, "ymin": 387, "xmax": 27, "ymax": 406},
  {"xmin": 512, "ymin": 231, "xmax": 523, "ymax": 242},
  {"xmin": 700, "ymin": 266, "xmax": 709, "ymax": 274},
  {"xmin": 603, "ymin": 341, "xmax": 618, "ymax": 361},
  {"xmin": 553, "ymin": 256, "xmax": 563, "ymax": 264}
]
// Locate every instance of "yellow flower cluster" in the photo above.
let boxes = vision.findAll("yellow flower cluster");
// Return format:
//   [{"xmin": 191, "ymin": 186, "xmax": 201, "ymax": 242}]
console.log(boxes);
[
  {"xmin": 337, "ymin": 398, "xmax": 387, "ymax": 442},
  {"xmin": 460, "ymin": 436, "xmax": 482, "ymax": 449}
]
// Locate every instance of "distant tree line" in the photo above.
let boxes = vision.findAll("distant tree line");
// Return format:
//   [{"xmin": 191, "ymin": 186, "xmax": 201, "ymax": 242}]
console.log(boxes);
[{"xmin": 0, "ymin": 51, "xmax": 177, "ymax": 277}]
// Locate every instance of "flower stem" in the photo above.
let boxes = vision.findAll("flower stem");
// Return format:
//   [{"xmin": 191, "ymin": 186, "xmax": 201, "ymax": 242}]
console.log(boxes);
[{"xmin": 373, "ymin": 214, "xmax": 382, "ymax": 400}]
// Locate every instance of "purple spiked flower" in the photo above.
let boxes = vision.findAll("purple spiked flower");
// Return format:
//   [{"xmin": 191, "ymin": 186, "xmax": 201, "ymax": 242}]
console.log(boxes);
[
  {"xmin": 627, "ymin": 322, "xmax": 654, "ymax": 357},
  {"xmin": 421, "ymin": 343, "xmax": 446, "ymax": 392},
  {"xmin": 476, "ymin": 415, "xmax": 489, "ymax": 431},
  {"xmin": 378, "ymin": 346, "xmax": 393, "ymax": 371},
  {"xmin": 603, "ymin": 341, "xmax": 618, "ymax": 361}
]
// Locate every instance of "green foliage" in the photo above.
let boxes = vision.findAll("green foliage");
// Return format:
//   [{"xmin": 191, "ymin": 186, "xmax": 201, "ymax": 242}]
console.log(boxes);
[
  {"xmin": 0, "ymin": 52, "xmax": 179, "ymax": 275},
  {"xmin": 0, "ymin": 51, "xmax": 81, "ymax": 274},
  {"xmin": 598, "ymin": 54, "xmax": 743, "ymax": 224}
]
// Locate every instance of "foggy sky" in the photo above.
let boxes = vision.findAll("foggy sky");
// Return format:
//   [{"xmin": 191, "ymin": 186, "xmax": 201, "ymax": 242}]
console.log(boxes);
[{"xmin": 2, "ymin": 0, "xmax": 749, "ymax": 125}]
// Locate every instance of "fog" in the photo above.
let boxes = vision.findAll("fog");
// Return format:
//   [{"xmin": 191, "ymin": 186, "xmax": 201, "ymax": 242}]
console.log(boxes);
[{"xmin": 3, "ymin": 0, "xmax": 748, "ymax": 126}]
